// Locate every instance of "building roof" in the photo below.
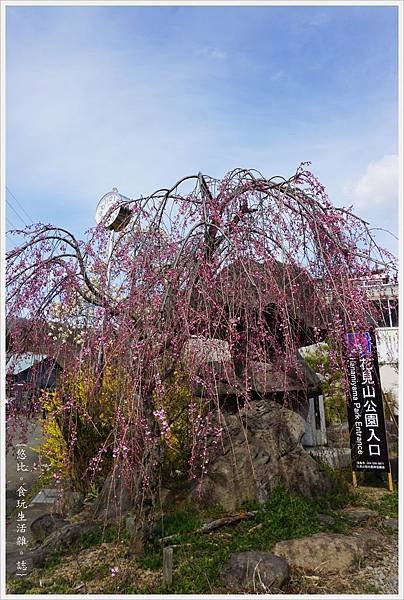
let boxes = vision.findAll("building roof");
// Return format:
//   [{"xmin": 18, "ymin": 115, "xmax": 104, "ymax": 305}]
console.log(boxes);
[{"xmin": 6, "ymin": 353, "xmax": 50, "ymax": 375}]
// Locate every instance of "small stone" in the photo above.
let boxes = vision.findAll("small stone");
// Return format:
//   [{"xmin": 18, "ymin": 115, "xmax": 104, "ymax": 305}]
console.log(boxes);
[
  {"xmin": 318, "ymin": 513, "xmax": 336, "ymax": 526},
  {"xmin": 337, "ymin": 507, "xmax": 379, "ymax": 525},
  {"xmin": 381, "ymin": 518, "xmax": 398, "ymax": 532},
  {"xmin": 220, "ymin": 551, "xmax": 290, "ymax": 591}
]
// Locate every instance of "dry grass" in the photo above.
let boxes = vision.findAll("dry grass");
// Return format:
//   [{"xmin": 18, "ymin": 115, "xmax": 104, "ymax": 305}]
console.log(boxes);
[{"xmin": 21, "ymin": 542, "xmax": 161, "ymax": 595}]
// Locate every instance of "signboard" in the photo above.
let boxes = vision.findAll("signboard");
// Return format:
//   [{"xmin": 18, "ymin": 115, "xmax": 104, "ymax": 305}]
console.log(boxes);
[{"xmin": 345, "ymin": 329, "xmax": 390, "ymax": 473}]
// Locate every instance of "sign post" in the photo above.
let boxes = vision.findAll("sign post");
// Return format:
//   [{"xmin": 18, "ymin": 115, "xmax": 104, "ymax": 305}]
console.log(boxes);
[{"xmin": 345, "ymin": 329, "xmax": 392, "ymax": 490}]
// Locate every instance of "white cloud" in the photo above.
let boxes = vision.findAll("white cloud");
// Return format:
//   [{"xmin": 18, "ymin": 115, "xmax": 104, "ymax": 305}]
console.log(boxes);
[
  {"xmin": 341, "ymin": 154, "xmax": 399, "ymax": 253},
  {"xmin": 203, "ymin": 48, "xmax": 227, "ymax": 60},
  {"xmin": 6, "ymin": 32, "xmax": 230, "ymax": 225},
  {"xmin": 270, "ymin": 70, "xmax": 285, "ymax": 82},
  {"xmin": 352, "ymin": 154, "xmax": 398, "ymax": 210}
]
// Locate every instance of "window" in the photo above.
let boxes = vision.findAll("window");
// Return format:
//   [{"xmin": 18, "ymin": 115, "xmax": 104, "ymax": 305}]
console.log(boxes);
[
  {"xmin": 313, "ymin": 396, "xmax": 322, "ymax": 430},
  {"xmin": 389, "ymin": 299, "xmax": 399, "ymax": 327}
]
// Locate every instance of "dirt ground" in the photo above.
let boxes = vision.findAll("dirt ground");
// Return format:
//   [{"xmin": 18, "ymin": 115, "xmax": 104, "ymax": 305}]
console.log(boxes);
[{"xmin": 6, "ymin": 485, "xmax": 399, "ymax": 595}]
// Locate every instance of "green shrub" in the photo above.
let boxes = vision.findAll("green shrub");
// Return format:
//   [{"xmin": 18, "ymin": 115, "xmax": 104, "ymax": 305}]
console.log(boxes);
[{"xmin": 42, "ymin": 364, "xmax": 124, "ymax": 494}]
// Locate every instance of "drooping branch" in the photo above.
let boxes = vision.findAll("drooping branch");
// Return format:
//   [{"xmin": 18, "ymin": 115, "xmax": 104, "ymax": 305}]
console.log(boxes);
[{"xmin": 6, "ymin": 164, "xmax": 397, "ymax": 540}]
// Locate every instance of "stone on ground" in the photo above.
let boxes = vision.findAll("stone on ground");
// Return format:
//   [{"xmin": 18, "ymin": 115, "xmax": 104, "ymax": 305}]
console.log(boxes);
[
  {"xmin": 381, "ymin": 518, "xmax": 398, "ymax": 532},
  {"xmin": 30, "ymin": 522, "xmax": 99, "ymax": 568},
  {"xmin": 337, "ymin": 507, "xmax": 379, "ymax": 525},
  {"xmin": 317, "ymin": 513, "xmax": 336, "ymax": 526},
  {"xmin": 220, "ymin": 550, "xmax": 290, "ymax": 592},
  {"xmin": 272, "ymin": 533, "xmax": 367, "ymax": 574},
  {"xmin": 30, "ymin": 513, "xmax": 69, "ymax": 544}
]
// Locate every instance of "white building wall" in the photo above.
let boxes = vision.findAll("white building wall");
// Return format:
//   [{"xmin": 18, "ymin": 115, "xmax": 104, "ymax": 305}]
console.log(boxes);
[
  {"xmin": 375, "ymin": 327, "xmax": 399, "ymax": 364},
  {"xmin": 375, "ymin": 327, "xmax": 399, "ymax": 416}
]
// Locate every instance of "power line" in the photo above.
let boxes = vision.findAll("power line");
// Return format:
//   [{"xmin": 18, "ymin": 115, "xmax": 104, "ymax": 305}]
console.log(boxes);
[
  {"xmin": 6, "ymin": 198, "xmax": 28, "ymax": 228},
  {"xmin": 6, "ymin": 186, "xmax": 34, "ymax": 223},
  {"xmin": 6, "ymin": 188, "xmax": 61, "ymax": 261}
]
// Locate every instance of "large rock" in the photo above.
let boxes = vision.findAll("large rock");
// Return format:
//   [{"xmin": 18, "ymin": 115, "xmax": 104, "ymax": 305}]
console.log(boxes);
[
  {"xmin": 272, "ymin": 533, "xmax": 367, "ymax": 574},
  {"xmin": 192, "ymin": 400, "xmax": 332, "ymax": 511},
  {"xmin": 40, "ymin": 521, "xmax": 98, "ymax": 551},
  {"xmin": 30, "ymin": 513, "xmax": 69, "ymax": 544},
  {"xmin": 30, "ymin": 522, "xmax": 99, "ymax": 568},
  {"xmin": 220, "ymin": 551, "xmax": 290, "ymax": 592}
]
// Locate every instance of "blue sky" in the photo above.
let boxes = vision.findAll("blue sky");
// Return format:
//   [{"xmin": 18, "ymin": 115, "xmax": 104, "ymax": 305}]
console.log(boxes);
[{"xmin": 6, "ymin": 4, "xmax": 399, "ymax": 253}]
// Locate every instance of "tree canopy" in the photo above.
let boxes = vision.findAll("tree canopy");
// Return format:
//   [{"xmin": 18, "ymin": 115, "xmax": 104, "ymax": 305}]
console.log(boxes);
[{"xmin": 6, "ymin": 164, "xmax": 396, "ymax": 537}]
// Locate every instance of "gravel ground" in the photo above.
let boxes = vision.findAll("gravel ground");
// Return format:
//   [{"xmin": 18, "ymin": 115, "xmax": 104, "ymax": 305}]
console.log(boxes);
[{"xmin": 359, "ymin": 530, "xmax": 398, "ymax": 595}]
